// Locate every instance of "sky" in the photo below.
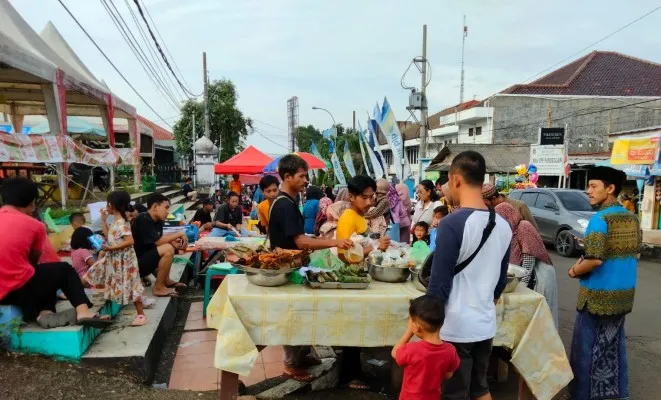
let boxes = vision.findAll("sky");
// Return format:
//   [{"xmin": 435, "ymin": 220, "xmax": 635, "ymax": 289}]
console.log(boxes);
[{"xmin": 9, "ymin": 0, "xmax": 661, "ymax": 155}]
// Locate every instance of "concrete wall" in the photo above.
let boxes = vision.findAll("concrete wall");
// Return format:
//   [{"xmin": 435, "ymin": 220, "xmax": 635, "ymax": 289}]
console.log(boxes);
[
  {"xmin": 458, "ymin": 122, "xmax": 490, "ymax": 144},
  {"xmin": 490, "ymin": 95, "xmax": 661, "ymax": 153}
]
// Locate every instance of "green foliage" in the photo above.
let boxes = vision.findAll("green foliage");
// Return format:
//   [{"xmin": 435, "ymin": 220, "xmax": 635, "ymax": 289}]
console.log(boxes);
[
  {"xmin": 173, "ymin": 79, "xmax": 253, "ymax": 162},
  {"xmin": 295, "ymin": 124, "xmax": 367, "ymax": 185}
]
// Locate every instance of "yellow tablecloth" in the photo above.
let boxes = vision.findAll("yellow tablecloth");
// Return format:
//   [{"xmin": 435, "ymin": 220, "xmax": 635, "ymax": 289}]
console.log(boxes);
[{"xmin": 207, "ymin": 275, "xmax": 572, "ymax": 400}]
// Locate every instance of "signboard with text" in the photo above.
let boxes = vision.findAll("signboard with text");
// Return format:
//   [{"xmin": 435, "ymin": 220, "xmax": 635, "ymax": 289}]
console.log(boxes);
[
  {"xmin": 610, "ymin": 137, "xmax": 659, "ymax": 165},
  {"xmin": 530, "ymin": 144, "xmax": 565, "ymax": 175},
  {"xmin": 539, "ymin": 127, "xmax": 565, "ymax": 145}
]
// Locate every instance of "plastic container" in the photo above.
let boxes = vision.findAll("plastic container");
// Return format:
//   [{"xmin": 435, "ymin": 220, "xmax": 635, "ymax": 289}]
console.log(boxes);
[
  {"xmin": 88, "ymin": 234, "xmax": 104, "ymax": 251},
  {"xmin": 141, "ymin": 176, "xmax": 156, "ymax": 192},
  {"xmin": 346, "ymin": 243, "xmax": 364, "ymax": 263}
]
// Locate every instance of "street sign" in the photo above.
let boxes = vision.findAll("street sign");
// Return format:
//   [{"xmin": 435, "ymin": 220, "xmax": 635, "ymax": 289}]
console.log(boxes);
[
  {"xmin": 539, "ymin": 127, "xmax": 565, "ymax": 145},
  {"xmin": 530, "ymin": 144, "xmax": 565, "ymax": 175}
]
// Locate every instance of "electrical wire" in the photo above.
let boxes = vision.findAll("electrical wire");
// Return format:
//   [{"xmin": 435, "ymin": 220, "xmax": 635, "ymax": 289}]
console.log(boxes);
[
  {"xmin": 520, "ymin": 4, "xmax": 661, "ymax": 84},
  {"xmin": 121, "ymin": 0, "xmax": 188, "ymax": 100},
  {"xmin": 138, "ymin": 0, "xmax": 196, "ymax": 94},
  {"xmin": 132, "ymin": 0, "xmax": 202, "ymax": 97},
  {"xmin": 57, "ymin": 0, "xmax": 172, "ymax": 128},
  {"xmin": 100, "ymin": 0, "xmax": 181, "ymax": 111},
  {"xmin": 252, "ymin": 119, "xmax": 288, "ymax": 133},
  {"xmin": 252, "ymin": 128, "xmax": 290, "ymax": 151}
]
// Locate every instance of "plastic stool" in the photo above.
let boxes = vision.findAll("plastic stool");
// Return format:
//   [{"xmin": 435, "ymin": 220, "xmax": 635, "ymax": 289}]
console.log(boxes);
[
  {"xmin": 247, "ymin": 219, "xmax": 259, "ymax": 232},
  {"xmin": 203, "ymin": 264, "xmax": 240, "ymax": 318}
]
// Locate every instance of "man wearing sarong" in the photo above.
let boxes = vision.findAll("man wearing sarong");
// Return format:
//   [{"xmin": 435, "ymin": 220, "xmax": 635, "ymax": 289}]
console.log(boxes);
[{"xmin": 568, "ymin": 166, "xmax": 641, "ymax": 399}]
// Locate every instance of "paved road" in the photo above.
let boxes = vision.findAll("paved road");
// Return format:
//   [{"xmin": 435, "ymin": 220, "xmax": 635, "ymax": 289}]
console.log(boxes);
[{"xmin": 551, "ymin": 250, "xmax": 661, "ymax": 400}]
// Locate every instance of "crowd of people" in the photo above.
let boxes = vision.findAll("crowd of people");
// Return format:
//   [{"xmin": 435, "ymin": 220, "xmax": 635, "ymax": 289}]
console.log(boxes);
[{"xmin": 0, "ymin": 148, "xmax": 641, "ymax": 399}]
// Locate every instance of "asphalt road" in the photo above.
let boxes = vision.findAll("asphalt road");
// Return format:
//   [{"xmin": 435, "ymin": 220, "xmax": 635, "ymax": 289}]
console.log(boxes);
[{"xmin": 551, "ymin": 250, "xmax": 661, "ymax": 400}]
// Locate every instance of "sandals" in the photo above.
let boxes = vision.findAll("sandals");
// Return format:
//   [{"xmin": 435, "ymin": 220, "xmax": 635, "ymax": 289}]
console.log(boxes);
[
  {"xmin": 36, "ymin": 308, "xmax": 77, "ymax": 329},
  {"xmin": 166, "ymin": 282, "xmax": 188, "ymax": 294},
  {"xmin": 141, "ymin": 278, "xmax": 152, "ymax": 287},
  {"xmin": 131, "ymin": 314, "xmax": 148, "ymax": 327},
  {"xmin": 283, "ymin": 368, "xmax": 314, "ymax": 383}
]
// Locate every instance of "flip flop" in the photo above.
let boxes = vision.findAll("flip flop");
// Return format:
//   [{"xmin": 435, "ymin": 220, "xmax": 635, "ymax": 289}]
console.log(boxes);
[
  {"xmin": 283, "ymin": 369, "xmax": 314, "ymax": 383},
  {"xmin": 153, "ymin": 290, "xmax": 179, "ymax": 298},
  {"xmin": 131, "ymin": 314, "xmax": 148, "ymax": 327},
  {"xmin": 37, "ymin": 308, "xmax": 77, "ymax": 329},
  {"xmin": 77, "ymin": 315, "xmax": 113, "ymax": 329},
  {"xmin": 141, "ymin": 278, "xmax": 152, "ymax": 287}
]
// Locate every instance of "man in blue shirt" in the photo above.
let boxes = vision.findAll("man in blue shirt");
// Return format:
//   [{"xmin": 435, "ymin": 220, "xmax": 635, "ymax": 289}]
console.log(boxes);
[{"xmin": 568, "ymin": 166, "xmax": 640, "ymax": 400}]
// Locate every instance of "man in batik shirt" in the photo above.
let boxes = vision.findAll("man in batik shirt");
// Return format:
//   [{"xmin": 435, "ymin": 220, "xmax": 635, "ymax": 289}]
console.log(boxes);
[{"xmin": 568, "ymin": 166, "xmax": 641, "ymax": 400}]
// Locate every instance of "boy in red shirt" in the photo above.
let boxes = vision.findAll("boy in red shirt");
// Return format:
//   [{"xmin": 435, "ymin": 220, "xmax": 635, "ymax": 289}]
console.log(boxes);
[{"xmin": 392, "ymin": 295, "xmax": 460, "ymax": 400}]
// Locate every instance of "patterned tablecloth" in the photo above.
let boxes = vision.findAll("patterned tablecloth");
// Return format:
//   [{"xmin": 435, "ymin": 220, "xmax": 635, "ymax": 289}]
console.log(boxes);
[{"xmin": 207, "ymin": 275, "xmax": 572, "ymax": 400}]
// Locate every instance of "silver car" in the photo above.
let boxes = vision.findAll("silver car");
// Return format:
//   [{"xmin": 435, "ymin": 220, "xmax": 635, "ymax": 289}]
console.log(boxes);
[{"xmin": 508, "ymin": 188, "xmax": 595, "ymax": 257}]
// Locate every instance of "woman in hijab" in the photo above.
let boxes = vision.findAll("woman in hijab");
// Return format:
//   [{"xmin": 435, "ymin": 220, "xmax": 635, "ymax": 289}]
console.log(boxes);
[
  {"xmin": 365, "ymin": 179, "xmax": 392, "ymax": 237},
  {"xmin": 318, "ymin": 188, "xmax": 350, "ymax": 239},
  {"xmin": 396, "ymin": 183, "xmax": 412, "ymax": 243},
  {"xmin": 495, "ymin": 202, "xmax": 558, "ymax": 326},
  {"xmin": 302, "ymin": 186, "xmax": 323, "ymax": 234},
  {"xmin": 314, "ymin": 196, "xmax": 334, "ymax": 235}
]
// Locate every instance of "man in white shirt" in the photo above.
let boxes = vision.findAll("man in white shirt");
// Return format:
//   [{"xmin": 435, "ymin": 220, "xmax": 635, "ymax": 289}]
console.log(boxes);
[{"xmin": 427, "ymin": 150, "xmax": 512, "ymax": 400}]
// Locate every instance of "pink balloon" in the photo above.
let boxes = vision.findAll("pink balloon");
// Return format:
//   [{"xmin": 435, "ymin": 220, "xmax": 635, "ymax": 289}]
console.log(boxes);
[{"xmin": 530, "ymin": 172, "xmax": 539, "ymax": 183}]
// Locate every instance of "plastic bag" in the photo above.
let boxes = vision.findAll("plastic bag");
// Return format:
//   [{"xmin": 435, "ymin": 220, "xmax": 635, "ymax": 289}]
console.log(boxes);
[
  {"xmin": 309, "ymin": 249, "xmax": 345, "ymax": 270},
  {"xmin": 410, "ymin": 241, "xmax": 431, "ymax": 266}
]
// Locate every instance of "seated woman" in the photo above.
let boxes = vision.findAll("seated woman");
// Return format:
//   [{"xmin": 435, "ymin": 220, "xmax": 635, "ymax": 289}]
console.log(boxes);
[
  {"xmin": 0, "ymin": 178, "xmax": 111, "ymax": 329},
  {"xmin": 495, "ymin": 202, "xmax": 558, "ymax": 326}
]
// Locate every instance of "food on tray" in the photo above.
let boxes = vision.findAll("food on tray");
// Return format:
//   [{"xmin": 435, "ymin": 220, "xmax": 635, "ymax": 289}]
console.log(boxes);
[
  {"xmin": 305, "ymin": 265, "xmax": 371, "ymax": 284},
  {"xmin": 371, "ymin": 249, "xmax": 412, "ymax": 268},
  {"xmin": 226, "ymin": 245, "xmax": 308, "ymax": 270}
]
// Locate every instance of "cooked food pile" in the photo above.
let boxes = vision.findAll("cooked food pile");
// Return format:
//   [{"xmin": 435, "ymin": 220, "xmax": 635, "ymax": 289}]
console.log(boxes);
[{"xmin": 225, "ymin": 245, "xmax": 309, "ymax": 269}]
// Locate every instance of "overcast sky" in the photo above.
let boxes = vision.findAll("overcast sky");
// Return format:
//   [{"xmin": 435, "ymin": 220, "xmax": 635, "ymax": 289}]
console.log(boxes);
[{"xmin": 10, "ymin": 0, "xmax": 661, "ymax": 154}]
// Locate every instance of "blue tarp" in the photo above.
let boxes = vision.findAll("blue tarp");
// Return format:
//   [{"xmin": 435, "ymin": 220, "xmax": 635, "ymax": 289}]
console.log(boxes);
[{"xmin": 28, "ymin": 116, "xmax": 106, "ymax": 137}]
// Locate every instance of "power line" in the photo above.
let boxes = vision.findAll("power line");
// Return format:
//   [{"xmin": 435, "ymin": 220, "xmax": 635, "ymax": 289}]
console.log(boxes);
[
  {"xmin": 121, "ymin": 0, "xmax": 187, "ymax": 100},
  {"xmin": 138, "ymin": 0, "xmax": 195, "ymax": 93},
  {"xmin": 252, "ymin": 128, "xmax": 290, "ymax": 151},
  {"xmin": 252, "ymin": 118, "xmax": 288, "ymax": 133},
  {"xmin": 521, "ymin": 5, "xmax": 661, "ymax": 84},
  {"xmin": 57, "ymin": 0, "xmax": 172, "ymax": 128},
  {"xmin": 132, "ymin": 0, "xmax": 201, "ymax": 97},
  {"xmin": 100, "ymin": 0, "xmax": 181, "ymax": 111}
]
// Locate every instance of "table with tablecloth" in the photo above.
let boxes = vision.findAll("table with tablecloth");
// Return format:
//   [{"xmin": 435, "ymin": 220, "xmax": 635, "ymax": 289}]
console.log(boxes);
[{"xmin": 207, "ymin": 275, "xmax": 572, "ymax": 400}]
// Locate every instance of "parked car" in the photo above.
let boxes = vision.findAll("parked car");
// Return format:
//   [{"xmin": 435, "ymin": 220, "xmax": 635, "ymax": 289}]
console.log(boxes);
[{"xmin": 508, "ymin": 188, "xmax": 595, "ymax": 257}]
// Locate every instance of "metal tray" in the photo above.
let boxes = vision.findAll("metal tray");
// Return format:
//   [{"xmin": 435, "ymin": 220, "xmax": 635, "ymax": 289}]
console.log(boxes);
[
  {"xmin": 233, "ymin": 264, "xmax": 300, "ymax": 275},
  {"xmin": 305, "ymin": 278, "xmax": 370, "ymax": 290}
]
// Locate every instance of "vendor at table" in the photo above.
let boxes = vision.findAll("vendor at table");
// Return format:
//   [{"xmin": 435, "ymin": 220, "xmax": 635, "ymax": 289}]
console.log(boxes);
[
  {"xmin": 335, "ymin": 175, "xmax": 390, "ymax": 390},
  {"xmin": 191, "ymin": 198, "xmax": 214, "ymax": 232},
  {"xmin": 268, "ymin": 154, "xmax": 353, "ymax": 383},
  {"xmin": 209, "ymin": 192, "xmax": 247, "ymax": 237}
]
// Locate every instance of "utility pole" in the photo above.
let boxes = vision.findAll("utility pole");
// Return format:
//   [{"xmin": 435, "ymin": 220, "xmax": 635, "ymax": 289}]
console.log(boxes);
[
  {"xmin": 419, "ymin": 24, "xmax": 428, "ymax": 162},
  {"xmin": 192, "ymin": 111, "xmax": 196, "ymax": 186},
  {"xmin": 460, "ymin": 15, "xmax": 467, "ymax": 104},
  {"xmin": 203, "ymin": 52, "xmax": 210, "ymax": 139},
  {"xmin": 352, "ymin": 111, "xmax": 356, "ymax": 132}
]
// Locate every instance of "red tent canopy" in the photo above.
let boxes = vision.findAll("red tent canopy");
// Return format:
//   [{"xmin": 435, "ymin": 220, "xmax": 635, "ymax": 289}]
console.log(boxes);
[{"xmin": 214, "ymin": 146, "xmax": 273, "ymax": 175}]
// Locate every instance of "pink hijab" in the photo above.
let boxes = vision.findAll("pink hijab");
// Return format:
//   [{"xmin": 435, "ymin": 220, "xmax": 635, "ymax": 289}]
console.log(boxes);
[
  {"xmin": 395, "ymin": 183, "xmax": 412, "ymax": 228},
  {"xmin": 495, "ymin": 202, "xmax": 552, "ymax": 265}
]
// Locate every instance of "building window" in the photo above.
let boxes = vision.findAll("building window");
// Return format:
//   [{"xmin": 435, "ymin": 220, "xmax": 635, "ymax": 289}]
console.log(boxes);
[
  {"xmin": 468, "ymin": 128, "xmax": 474, "ymax": 137},
  {"xmin": 476, "ymin": 126, "xmax": 482, "ymax": 135},
  {"xmin": 383, "ymin": 150, "xmax": 393, "ymax": 166},
  {"xmin": 406, "ymin": 146, "xmax": 419, "ymax": 165}
]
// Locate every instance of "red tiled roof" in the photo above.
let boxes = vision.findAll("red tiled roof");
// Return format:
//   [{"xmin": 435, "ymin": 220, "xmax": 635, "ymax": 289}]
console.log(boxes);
[
  {"xmin": 501, "ymin": 51, "xmax": 661, "ymax": 96},
  {"xmin": 137, "ymin": 115, "xmax": 174, "ymax": 140}
]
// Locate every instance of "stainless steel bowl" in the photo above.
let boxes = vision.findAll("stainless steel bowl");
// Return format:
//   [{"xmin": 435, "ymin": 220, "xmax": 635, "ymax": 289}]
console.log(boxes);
[
  {"xmin": 409, "ymin": 268, "xmax": 426, "ymax": 292},
  {"xmin": 235, "ymin": 265, "xmax": 297, "ymax": 287},
  {"xmin": 503, "ymin": 275, "xmax": 520, "ymax": 293},
  {"xmin": 368, "ymin": 263, "xmax": 411, "ymax": 283}
]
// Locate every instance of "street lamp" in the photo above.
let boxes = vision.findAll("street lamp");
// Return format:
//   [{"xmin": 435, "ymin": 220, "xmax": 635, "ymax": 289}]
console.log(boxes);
[{"xmin": 311, "ymin": 106, "xmax": 336, "ymax": 127}]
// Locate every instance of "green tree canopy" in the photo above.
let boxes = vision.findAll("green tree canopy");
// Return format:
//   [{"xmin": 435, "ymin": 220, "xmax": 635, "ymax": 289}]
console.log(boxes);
[{"xmin": 173, "ymin": 79, "xmax": 253, "ymax": 162}]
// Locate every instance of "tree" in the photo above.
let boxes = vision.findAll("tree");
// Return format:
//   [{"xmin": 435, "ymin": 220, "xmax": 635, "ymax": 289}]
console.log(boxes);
[
  {"xmin": 295, "ymin": 124, "xmax": 366, "ymax": 185},
  {"xmin": 173, "ymin": 79, "xmax": 253, "ymax": 162}
]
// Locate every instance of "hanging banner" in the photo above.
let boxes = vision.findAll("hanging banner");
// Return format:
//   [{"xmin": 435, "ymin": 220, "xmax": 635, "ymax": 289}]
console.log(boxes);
[
  {"xmin": 329, "ymin": 140, "xmax": 346, "ymax": 185},
  {"xmin": 310, "ymin": 142, "xmax": 328, "ymax": 171},
  {"xmin": 367, "ymin": 118, "xmax": 387, "ymax": 176},
  {"xmin": 343, "ymin": 141, "xmax": 356, "ymax": 177},
  {"xmin": 361, "ymin": 130, "xmax": 383, "ymax": 178},
  {"xmin": 0, "ymin": 133, "xmax": 128, "ymax": 166},
  {"xmin": 355, "ymin": 121, "xmax": 371, "ymax": 177},
  {"xmin": 530, "ymin": 144, "xmax": 565, "ymax": 175},
  {"xmin": 611, "ymin": 137, "xmax": 660, "ymax": 165},
  {"xmin": 373, "ymin": 98, "xmax": 410, "ymax": 180}
]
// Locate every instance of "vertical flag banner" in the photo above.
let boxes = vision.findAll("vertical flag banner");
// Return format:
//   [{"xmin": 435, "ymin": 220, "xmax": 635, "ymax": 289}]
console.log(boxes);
[
  {"xmin": 309, "ymin": 168, "xmax": 316, "ymax": 183},
  {"xmin": 329, "ymin": 140, "xmax": 347, "ymax": 185},
  {"xmin": 367, "ymin": 117, "xmax": 387, "ymax": 176},
  {"xmin": 322, "ymin": 127, "xmax": 336, "ymax": 140},
  {"xmin": 361, "ymin": 130, "xmax": 383, "ymax": 178},
  {"xmin": 374, "ymin": 98, "xmax": 410, "ymax": 181},
  {"xmin": 343, "ymin": 141, "xmax": 356, "ymax": 177},
  {"xmin": 310, "ymin": 142, "xmax": 328, "ymax": 171},
  {"xmin": 356, "ymin": 121, "xmax": 371, "ymax": 177}
]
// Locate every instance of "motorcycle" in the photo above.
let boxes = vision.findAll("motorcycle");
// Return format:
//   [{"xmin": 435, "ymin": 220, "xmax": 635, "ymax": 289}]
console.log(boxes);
[{"xmin": 68, "ymin": 163, "xmax": 110, "ymax": 192}]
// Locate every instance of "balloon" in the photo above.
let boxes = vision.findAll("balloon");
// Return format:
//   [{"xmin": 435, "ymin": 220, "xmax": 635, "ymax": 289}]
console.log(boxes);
[
  {"xmin": 527, "ymin": 164, "xmax": 537, "ymax": 174},
  {"xmin": 516, "ymin": 164, "xmax": 527, "ymax": 176},
  {"xmin": 530, "ymin": 172, "xmax": 539, "ymax": 184},
  {"xmin": 515, "ymin": 176, "xmax": 524, "ymax": 183}
]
